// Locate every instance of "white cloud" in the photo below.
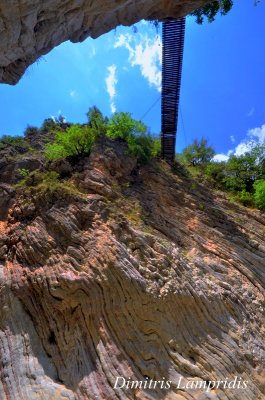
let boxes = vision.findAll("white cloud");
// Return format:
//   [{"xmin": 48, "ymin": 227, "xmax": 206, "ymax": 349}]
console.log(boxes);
[
  {"xmin": 50, "ymin": 110, "xmax": 66, "ymax": 122},
  {"xmin": 213, "ymin": 124, "xmax": 265, "ymax": 162},
  {"xmin": 114, "ymin": 32, "xmax": 162, "ymax": 91},
  {"xmin": 248, "ymin": 124, "xmax": 265, "ymax": 143},
  {"xmin": 213, "ymin": 154, "xmax": 229, "ymax": 162},
  {"xmin": 233, "ymin": 124, "xmax": 265, "ymax": 156},
  {"xmin": 247, "ymin": 107, "xmax": 255, "ymax": 117},
  {"xmin": 90, "ymin": 45, "xmax": 96, "ymax": 57},
  {"xmin": 105, "ymin": 64, "xmax": 118, "ymax": 113},
  {"xmin": 234, "ymin": 141, "xmax": 254, "ymax": 156},
  {"xmin": 230, "ymin": 135, "xmax": 235, "ymax": 143},
  {"xmin": 69, "ymin": 90, "xmax": 77, "ymax": 98}
]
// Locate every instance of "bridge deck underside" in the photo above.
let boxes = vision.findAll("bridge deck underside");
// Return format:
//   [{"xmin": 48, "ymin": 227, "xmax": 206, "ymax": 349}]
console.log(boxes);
[{"xmin": 161, "ymin": 18, "xmax": 185, "ymax": 161}]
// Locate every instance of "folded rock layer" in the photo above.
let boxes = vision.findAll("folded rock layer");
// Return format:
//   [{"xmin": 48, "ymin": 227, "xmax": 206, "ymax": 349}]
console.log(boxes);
[{"xmin": 0, "ymin": 139, "xmax": 264, "ymax": 399}]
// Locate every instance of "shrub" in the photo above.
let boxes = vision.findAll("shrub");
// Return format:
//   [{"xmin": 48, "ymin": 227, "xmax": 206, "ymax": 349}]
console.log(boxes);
[
  {"xmin": 41, "ymin": 118, "xmax": 59, "ymax": 132},
  {"xmin": 204, "ymin": 161, "xmax": 226, "ymax": 187},
  {"xmin": 237, "ymin": 190, "xmax": 254, "ymax": 207},
  {"xmin": 106, "ymin": 112, "xmax": 160, "ymax": 163},
  {"xmin": 17, "ymin": 170, "xmax": 81, "ymax": 197},
  {"xmin": 224, "ymin": 154, "xmax": 254, "ymax": 192},
  {"xmin": 106, "ymin": 112, "xmax": 147, "ymax": 140},
  {"xmin": 182, "ymin": 138, "xmax": 215, "ymax": 166},
  {"xmin": 45, "ymin": 125, "xmax": 96, "ymax": 161},
  {"xmin": 87, "ymin": 106, "xmax": 108, "ymax": 134},
  {"xmin": 254, "ymin": 180, "xmax": 265, "ymax": 210},
  {"xmin": 24, "ymin": 126, "xmax": 39, "ymax": 138},
  {"xmin": 0, "ymin": 135, "xmax": 30, "ymax": 150},
  {"xmin": 127, "ymin": 133, "xmax": 161, "ymax": 163},
  {"xmin": 17, "ymin": 170, "xmax": 58, "ymax": 187},
  {"xmin": 17, "ymin": 168, "xmax": 30, "ymax": 178}
]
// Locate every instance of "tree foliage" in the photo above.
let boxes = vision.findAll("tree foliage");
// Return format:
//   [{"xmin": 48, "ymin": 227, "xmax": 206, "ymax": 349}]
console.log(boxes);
[
  {"xmin": 45, "ymin": 125, "xmax": 96, "ymax": 160},
  {"xmin": 87, "ymin": 106, "xmax": 108, "ymax": 133},
  {"xmin": 254, "ymin": 180, "xmax": 265, "ymax": 210},
  {"xmin": 180, "ymin": 140, "xmax": 265, "ymax": 210},
  {"xmin": 127, "ymin": 133, "xmax": 161, "ymax": 163},
  {"xmin": 181, "ymin": 138, "xmax": 215, "ymax": 166},
  {"xmin": 44, "ymin": 109, "xmax": 160, "ymax": 164},
  {"xmin": 106, "ymin": 112, "xmax": 160, "ymax": 162},
  {"xmin": 0, "ymin": 135, "xmax": 30, "ymax": 151},
  {"xmin": 106, "ymin": 112, "xmax": 147, "ymax": 140},
  {"xmin": 223, "ymin": 152, "xmax": 258, "ymax": 192},
  {"xmin": 191, "ymin": 1, "xmax": 261, "ymax": 24},
  {"xmin": 190, "ymin": 0, "xmax": 233, "ymax": 24}
]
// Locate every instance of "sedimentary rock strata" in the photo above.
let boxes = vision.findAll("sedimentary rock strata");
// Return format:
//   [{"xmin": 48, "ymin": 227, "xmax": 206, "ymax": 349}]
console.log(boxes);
[
  {"xmin": 0, "ymin": 139, "xmax": 264, "ymax": 399},
  {"xmin": 0, "ymin": 0, "xmax": 208, "ymax": 84}
]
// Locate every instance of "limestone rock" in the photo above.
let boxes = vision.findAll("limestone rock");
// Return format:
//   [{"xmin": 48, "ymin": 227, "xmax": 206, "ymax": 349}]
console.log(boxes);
[
  {"xmin": 0, "ymin": 140, "xmax": 264, "ymax": 399},
  {"xmin": 0, "ymin": 184, "xmax": 15, "ymax": 220},
  {"xmin": 0, "ymin": 0, "xmax": 209, "ymax": 84},
  {"xmin": 0, "ymin": 155, "xmax": 43, "ymax": 184}
]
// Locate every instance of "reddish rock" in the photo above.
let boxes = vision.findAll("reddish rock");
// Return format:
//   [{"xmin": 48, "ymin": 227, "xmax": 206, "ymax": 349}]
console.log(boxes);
[{"xmin": 0, "ymin": 141, "xmax": 264, "ymax": 399}]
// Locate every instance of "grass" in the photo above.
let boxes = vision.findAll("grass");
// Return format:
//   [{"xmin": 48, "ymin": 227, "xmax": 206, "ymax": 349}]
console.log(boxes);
[{"xmin": 16, "ymin": 170, "xmax": 85, "ymax": 198}]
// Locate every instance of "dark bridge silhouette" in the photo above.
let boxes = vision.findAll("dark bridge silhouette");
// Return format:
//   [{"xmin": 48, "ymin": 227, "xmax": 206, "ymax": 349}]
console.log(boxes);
[{"xmin": 161, "ymin": 18, "xmax": 185, "ymax": 162}]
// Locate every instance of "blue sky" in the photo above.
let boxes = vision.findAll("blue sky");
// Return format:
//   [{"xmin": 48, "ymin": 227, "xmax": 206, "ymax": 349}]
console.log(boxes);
[{"xmin": 0, "ymin": 1, "xmax": 265, "ymax": 159}]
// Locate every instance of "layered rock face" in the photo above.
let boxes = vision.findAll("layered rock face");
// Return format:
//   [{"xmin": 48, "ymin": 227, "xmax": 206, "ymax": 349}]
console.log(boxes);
[
  {"xmin": 0, "ymin": 0, "xmax": 208, "ymax": 84},
  {"xmin": 0, "ymin": 139, "xmax": 264, "ymax": 399}
]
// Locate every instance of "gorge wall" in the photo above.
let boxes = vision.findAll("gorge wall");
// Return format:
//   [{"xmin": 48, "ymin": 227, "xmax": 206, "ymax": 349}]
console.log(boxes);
[
  {"xmin": 0, "ymin": 0, "xmax": 209, "ymax": 84},
  {"xmin": 0, "ymin": 138, "xmax": 264, "ymax": 399}
]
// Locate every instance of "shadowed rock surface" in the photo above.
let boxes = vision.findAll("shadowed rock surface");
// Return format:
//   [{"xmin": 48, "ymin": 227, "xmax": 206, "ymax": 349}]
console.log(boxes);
[
  {"xmin": 0, "ymin": 139, "xmax": 264, "ymax": 399},
  {"xmin": 0, "ymin": 0, "xmax": 209, "ymax": 84}
]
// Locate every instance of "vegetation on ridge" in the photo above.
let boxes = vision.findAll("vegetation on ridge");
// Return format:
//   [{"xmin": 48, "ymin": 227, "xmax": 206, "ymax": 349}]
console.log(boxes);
[
  {"xmin": 0, "ymin": 106, "xmax": 264, "ymax": 211},
  {"xmin": 45, "ymin": 108, "xmax": 161, "ymax": 164},
  {"xmin": 179, "ymin": 138, "xmax": 265, "ymax": 210}
]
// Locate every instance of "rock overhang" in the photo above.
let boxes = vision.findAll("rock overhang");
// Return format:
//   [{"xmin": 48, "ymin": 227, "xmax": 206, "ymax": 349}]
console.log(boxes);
[{"xmin": 0, "ymin": 0, "xmax": 209, "ymax": 85}]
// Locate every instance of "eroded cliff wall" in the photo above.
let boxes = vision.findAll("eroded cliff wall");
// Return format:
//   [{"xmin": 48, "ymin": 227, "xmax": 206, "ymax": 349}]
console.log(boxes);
[
  {"xmin": 0, "ymin": 139, "xmax": 264, "ymax": 399},
  {"xmin": 0, "ymin": 0, "xmax": 208, "ymax": 84}
]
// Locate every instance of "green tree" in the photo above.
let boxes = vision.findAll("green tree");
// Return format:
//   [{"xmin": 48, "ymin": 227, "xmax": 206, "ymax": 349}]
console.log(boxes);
[
  {"xmin": 106, "ymin": 112, "xmax": 160, "ymax": 162},
  {"xmin": 106, "ymin": 112, "xmax": 147, "ymax": 140},
  {"xmin": 45, "ymin": 124, "xmax": 96, "ymax": 161},
  {"xmin": 224, "ymin": 145, "xmax": 265, "ymax": 192},
  {"xmin": 24, "ymin": 125, "xmax": 39, "ymax": 139},
  {"xmin": 41, "ymin": 118, "xmax": 58, "ymax": 132},
  {"xmin": 182, "ymin": 138, "xmax": 215, "ymax": 166},
  {"xmin": 204, "ymin": 161, "xmax": 226, "ymax": 187},
  {"xmin": 254, "ymin": 179, "xmax": 265, "ymax": 210},
  {"xmin": 190, "ymin": 1, "xmax": 261, "ymax": 24},
  {"xmin": 87, "ymin": 106, "xmax": 108, "ymax": 133},
  {"xmin": 190, "ymin": 1, "xmax": 233, "ymax": 24},
  {"xmin": 127, "ymin": 134, "xmax": 161, "ymax": 163}
]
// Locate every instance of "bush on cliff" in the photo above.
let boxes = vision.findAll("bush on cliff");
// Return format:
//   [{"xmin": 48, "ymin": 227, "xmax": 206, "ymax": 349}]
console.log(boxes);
[
  {"xmin": 87, "ymin": 106, "xmax": 108, "ymax": 133},
  {"xmin": 106, "ymin": 112, "xmax": 161, "ymax": 162},
  {"xmin": 44, "ymin": 109, "xmax": 160, "ymax": 164},
  {"xmin": 254, "ymin": 180, "xmax": 265, "ymax": 210},
  {"xmin": 45, "ymin": 125, "xmax": 97, "ymax": 161},
  {"xmin": 106, "ymin": 112, "xmax": 146, "ymax": 140},
  {"xmin": 223, "ymin": 148, "xmax": 264, "ymax": 193},
  {"xmin": 180, "ymin": 141, "xmax": 265, "ymax": 210},
  {"xmin": 180, "ymin": 138, "xmax": 215, "ymax": 167},
  {"xmin": 0, "ymin": 135, "xmax": 30, "ymax": 151},
  {"xmin": 16, "ymin": 170, "xmax": 82, "ymax": 197}
]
